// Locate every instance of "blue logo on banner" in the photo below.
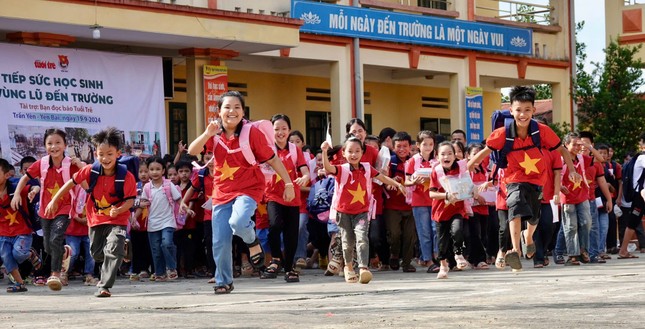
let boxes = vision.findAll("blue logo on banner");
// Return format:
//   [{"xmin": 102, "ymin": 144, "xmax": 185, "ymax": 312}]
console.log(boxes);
[{"xmin": 292, "ymin": 1, "xmax": 532, "ymax": 55}]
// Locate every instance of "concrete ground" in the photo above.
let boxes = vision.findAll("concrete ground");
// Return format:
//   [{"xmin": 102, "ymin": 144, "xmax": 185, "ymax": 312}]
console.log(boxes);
[{"xmin": 2, "ymin": 256, "xmax": 644, "ymax": 329}]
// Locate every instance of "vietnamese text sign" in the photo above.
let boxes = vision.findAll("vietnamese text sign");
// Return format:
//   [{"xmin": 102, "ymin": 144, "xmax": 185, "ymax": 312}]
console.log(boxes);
[
  {"xmin": 0, "ymin": 43, "xmax": 165, "ymax": 164},
  {"xmin": 465, "ymin": 87, "xmax": 484, "ymax": 143},
  {"xmin": 203, "ymin": 65, "xmax": 228, "ymax": 128},
  {"xmin": 293, "ymin": 1, "xmax": 532, "ymax": 55}
]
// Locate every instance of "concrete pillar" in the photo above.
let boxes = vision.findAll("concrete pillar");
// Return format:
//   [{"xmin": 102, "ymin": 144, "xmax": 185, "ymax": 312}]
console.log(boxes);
[
  {"xmin": 330, "ymin": 45, "xmax": 353, "ymax": 143},
  {"xmin": 185, "ymin": 57, "xmax": 209, "ymax": 141},
  {"xmin": 449, "ymin": 72, "xmax": 467, "ymax": 133}
]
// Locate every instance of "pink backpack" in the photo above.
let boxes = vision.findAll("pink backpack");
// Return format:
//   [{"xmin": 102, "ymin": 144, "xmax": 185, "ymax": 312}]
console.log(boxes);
[
  {"xmin": 40, "ymin": 155, "xmax": 75, "ymax": 216},
  {"xmin": 434, "ymin": 159, "xmax": 473, "ymax": 215},
  {"xmin": 330, "ymin": 163, "xmax": 376, "ymax": 222},
  {"xmin": 404, "ymin": 154, "xmax": 436, "ymax": 205},
  {"xmin": 143, "ymin": 179, "xmax": 185, "ymax": 229}
]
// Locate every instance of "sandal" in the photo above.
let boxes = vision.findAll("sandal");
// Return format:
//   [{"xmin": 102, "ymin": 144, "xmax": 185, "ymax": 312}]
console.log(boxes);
[
  {"xmin": 247, "ymin": 238, "xmax": 265, "ymax": 270},
  {"xmin": 7, "ymin": 283, "xmax": 28, "ymax": 293},
  {"xmin": 46, "ymin": 276, "xmax": 62, "ymax": 291},
  {"xmin": 214, "ymin": 283, "xmax": 234, "ymax": 294},
  {"xmin": 324, "ymin": 257, "xmax": 342, "ymax": 276},
  {"xmin": 504, "ymin": 251, "xmax": 522, "ymax": 271},
  {"xmin": 521, "ymin": 230, "xmax": 536, "ymax": 259},
  {"xmin": 167, "ymin": 269, "xmax": 179, "ymax": 280},
  {"xmin": 34, "ymin": 276, "xmax": 46, "ymax": 286},
  {"xmin": 389, "ymin": 258, "xmax": 400, "ymax": 271},
  {"xmin": 358, "ymin": 268, "xmax": 372, "ymax": 284},
  {"xmin": 427, "ymin": 264, "xmax": 440, "ymax": 273},
  {"xmin": 95, "ymin": 288, "xmax": 111, "ymax": 298},
  {"xmin": 260, "ymin": 260, "xmax": 281, "ymax": 279},
  {"xmin": 474, "ymin": 262, "xmax": 489, "ymax": 270},
  {"xmin": 284, "ymin": 270, "xmax": 300, "ymax": 283},
  {"xmin": 436, "ymin": 265, "xmax": 449, "ymax": 279},
  {"xmin": 495, "ymin": 256, "xmax": 506, "ymax": 270},
  {"xmin": 454, "ymin": 254, "xmax": 469, "ymax": 270},
  {"xmin": 241, "ymin": 262, "xmax": 254, "ymax": 277},
  {"xmin": 343, "ymin": 267, "xmax": 358, "ymax": 283},
  {"xmin": 28, "ymin": 248, "xmax": 42, "ymax": 270}
]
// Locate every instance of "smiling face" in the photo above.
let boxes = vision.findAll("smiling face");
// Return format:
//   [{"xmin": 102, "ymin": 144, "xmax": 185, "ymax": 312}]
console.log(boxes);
[
  {"xmin": 419, "ymin": 137, "xmax": 434, "ymax": 158},
  {"xmin": 438, "ymin": 144, "xmax": 456, "ymax": 169},
  {"xmin": 218, "ymin": 96, "xmax": 245, "ymax": 131},
  {"xmin": 289, "ymin": 134, "xmax": 303, "ymax": 149},
  {"xmin": 348, "ymin": 123, "xmax": 367, "ymax": 142},
  {"xmin": 566, "ymin": 137, "xmax": 582, "ymax": 156},
  {"xmin": 95, "ymin": 143, "xmax": 121, "ymax": 173},
  {"xmin": 343, "ymin": 140, "xmax": 363, "ymax": 166},
  {"xmin": 147, "ymin": 162, "xmax": 165, "ymax": 181},
  {"xmin": 510, "ymin": 100, "xmax": 536, "ymax": 129},
  {"xmin": 45, "ymin": 133, "xmax": 66, "ymax": 159},
  {"xmin": 394, "ymin": 140, "xmax": 411, "ymax": 159},
  {"xmin": 273, "ymin": 119, "xmax": 290, "ymax": 146}
]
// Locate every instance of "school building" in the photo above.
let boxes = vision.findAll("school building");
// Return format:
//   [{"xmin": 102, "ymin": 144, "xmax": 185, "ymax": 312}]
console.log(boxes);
[
  {"xmin": 0, "ymin": 0, "xmax": 575, "ymax": 154},
  {"xmin": 606, "ymin": 0, "xmax": 645, "ymax": 60}
]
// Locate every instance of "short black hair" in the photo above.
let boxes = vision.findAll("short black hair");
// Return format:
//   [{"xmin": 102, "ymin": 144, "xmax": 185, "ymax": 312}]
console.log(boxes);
[
  {"xmin": 451, "ymin": 129, "xmax": 466, "ymax": 138},
  {"xmin": 175, "ymin": 160, "xmax": 192, "ymax": 171},
  {"xmin": 271, "ymin": 114, "xmax": 291, "ymax": 130},
  {"xmin": 217, "ymin": 91, "xmax": 245, "ymax": 111},
  {"xmin": 289, "ymin": 130, "xmax": 304, "ymax": 143},
  {"xmin": 639, "ymin": 132, "xmax": 645, "ymax": 143},
  {"xmin": 596, "ymin": 144, "xmax": 609, "ymax": 152},
  {"xmin": 92, "ymin": 127, "xmax": 122, "ymax": 149},
  {"xmin": 509, "ymin": 86, "xmax": 536, "ymax": 106},
  {"xmin": 392, "ymin": 131, "xmax": 412, "ymax": 144},
  {"xmin": 44, "ymin": 128, "xmax": 67, "ymax": 146},
  {"xmin": 578, "ymin": 131, "xmax": 595, "ymax": 143},
  {"xmin": 0, "ymin": 158, "xmax": 12, "ymax": 174},
  {"xmin": 20, "ymin": 156, "xmax": 37, "ymax": 169},
  {"xmin": 378, "ymin": 127, "xmax": 397, "ymax": 143}
]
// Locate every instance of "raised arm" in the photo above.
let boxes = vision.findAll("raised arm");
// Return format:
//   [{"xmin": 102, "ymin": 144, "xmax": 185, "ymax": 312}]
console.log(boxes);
[{"xmin": 467, "ymin": 147, "xmax": 493, "ymax": 172}]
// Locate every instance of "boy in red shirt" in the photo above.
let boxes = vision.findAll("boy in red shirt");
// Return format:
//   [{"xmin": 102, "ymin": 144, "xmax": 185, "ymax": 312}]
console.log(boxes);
[
  {"xmin": 468, "ymin": 86, "xmax": 580, "ymax": 271},
  {"xmin": 46, "ymin": 127, "xmax": 137, "ymax": 297}
]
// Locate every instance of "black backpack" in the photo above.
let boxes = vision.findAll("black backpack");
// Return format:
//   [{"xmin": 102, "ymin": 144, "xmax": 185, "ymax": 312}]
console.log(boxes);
[{"xmin": 621, "ymin": 153, "xmax": 645, "ymax": 203}]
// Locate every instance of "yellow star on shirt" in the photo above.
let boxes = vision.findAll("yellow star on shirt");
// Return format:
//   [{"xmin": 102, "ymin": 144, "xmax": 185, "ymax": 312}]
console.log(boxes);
[
  {"xmin": 348, "ymin": 183, "xmax": 366, "ymax": 205},
  {"xmin": 572, "ymin": 179, "xmax": 582, "ymax": 190},
  {"xmin": 96, "ymin": 196, "xmax": 112, "ymax": 216},
  {"xmin": 275, "ymin": 170, "xmax": 291, "ymax": 184},
  {"xmin": 422, "ymin": 180, "xmax": 431, "ymax": 192},
  {"xmin": 47, "ymin": 182, "xmax": 61, "ymax": 198},
  {"xmin": 518, "ymin": 152, "xmax": 541, "ymax": 175},
  {"xmin": 219, "ymin": 160, "xmax": 240, "ymax": 181},
  {"xmin": 257, "ymin": 203, "xmax": 267, "ymax": 217},
  {"xmin": 4, "ymin": 210, "xmax": 19, "ymax": 226}
]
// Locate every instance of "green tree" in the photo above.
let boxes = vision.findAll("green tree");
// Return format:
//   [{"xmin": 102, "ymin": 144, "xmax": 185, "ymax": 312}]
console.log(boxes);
[
  {"xmin": 575, "ymin": 39, "xmax": 645, "ymax": 159},
  {"xmin": 533, "ymin": 84, "xmax": 552, "ymax": 100}
]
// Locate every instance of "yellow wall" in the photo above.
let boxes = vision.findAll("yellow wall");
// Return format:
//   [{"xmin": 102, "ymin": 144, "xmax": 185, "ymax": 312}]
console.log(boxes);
[{"xmin": 482, "ymin": 91, "xmax": 501, "ymax": 135}]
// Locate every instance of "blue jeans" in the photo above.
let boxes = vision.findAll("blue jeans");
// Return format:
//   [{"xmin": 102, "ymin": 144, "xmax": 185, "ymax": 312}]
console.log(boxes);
[
  {"xmin": 66, "ymin": 235, "xmax": 95, "ymax": 275},
  {"xmin": 212, "ymin": 195, "xmax": 257, "ymax": 287},
  {"xmin": 148, "ymin": 227, "xmax": 177, "ymax": 276},
  {"xmin": 0, "ymin": 235, "xmax": 32, "ymax": 272},
  {"xmin": 597, "ymin": 210, "xmax": 609, "ymax": 254},
  {"xmin": 295, "ymin": 212, "xmax": 309, "ymax": 260},
  {"xmin": 588, "ymin": 202, "xmax": 600, "ymax": 258},
  {"xmin": 555, "ymin": 223, "xmax": 566, "ymax": 257},
  {"xmin": 412, "ymin": 206, "xmax": 437, "ymax": 262},
  {"xmin": 562, "ymin": 201, "xmax": 591, "ymax": 256}
]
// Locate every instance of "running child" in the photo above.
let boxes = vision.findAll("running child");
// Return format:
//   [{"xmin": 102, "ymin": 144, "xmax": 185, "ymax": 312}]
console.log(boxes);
[
  {"xmin": 321, "ymin": 137, "xmax": 406, "ymax": 284},
  {"xmin": 45, "ymin": 127, "xmax": 137, "ymax": 297}
]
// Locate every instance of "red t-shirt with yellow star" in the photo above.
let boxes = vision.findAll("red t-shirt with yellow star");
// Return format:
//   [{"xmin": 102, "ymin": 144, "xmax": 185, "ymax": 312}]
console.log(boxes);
[
  {"xmin": 255, "ymin": 200, "xmax": 269, "ymax": 230},
  {"xmin": 495, "ymin": 169, "xmax": 509, "ymax": 211},
  {"xmin": 333, "ymin": 164, "xmax": 379, "ymax": 215},
  {"xmin": 0, "ymin": 186, "xmax": 32, "ymax": 237},
  {"xmin": 190, "ymin": 170, "xmax": 214, "ymax": 221},
  {"xmin": 265, "ymin": 145, "xmax": 307, "ymax": 207},
  {"xmin": 541, "ymin": 149, "xmax": 563, "ymax": 204},
  {"xmin": 405, "ymin": 155, "xmax": 435, "ymax": 207},
  {"xmin": 73, "ymin": 165, "xmax": 137, "ymax": 227},
  {"xmin": 385, "ymin": 156, "xmax": 412, "ymax": 211},
  {"xmin": 26, "ymin": 158, "xmax": 80, "ymax": 219},
  {"xmin": 430, "ymin": 164, "xmax": 468, "ymax": 221},
  {"xmin": 560, "ymin": 154, "xmax": 592, "ymax": 205},
  {"xmin": 486, "ymin": 123, "xmax": 561, "ymax": 186},
  {"xmin": 330, "ymin": 145, "xmax": 382, "ymax": 214},
  {"xmin": 587, "ymin": 161, "xmax": 604, "ymax": 201},
  {"xmin": 205, "ymin": 126, "xmax": 275, "ymax": 205}
]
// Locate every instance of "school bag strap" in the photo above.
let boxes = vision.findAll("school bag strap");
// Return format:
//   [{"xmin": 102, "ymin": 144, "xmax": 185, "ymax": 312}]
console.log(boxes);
[
  {"xmin": 142, "ymin": 178, "xmax": 184, "ymax": 229},
  {"xmin": 86, "ymin": 162, "xmax": 130, "ymax": 211},
  {"xmin": 39, "ymin": 155, "xmax": 75, "ymax": 216},
  {"xmin": 211, "ymin": 119, "xmax": 275, "ymax": 167},
  {"xmin": 330, "ymin": 162, "xmax": 375, "ymax": 221},
  {"xmin": 196, "ymin": 167, "xmax": 210, "ymax": 192}
]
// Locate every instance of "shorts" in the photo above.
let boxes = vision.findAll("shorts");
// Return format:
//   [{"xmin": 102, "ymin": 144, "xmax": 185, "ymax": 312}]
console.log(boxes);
[
  {"xmin": 506, "ymin": 182, "xmax": 542, "ymax": 226},
  {"xmin": 626, "ymin": 193, "xmax": 645, "ymax": 230}
]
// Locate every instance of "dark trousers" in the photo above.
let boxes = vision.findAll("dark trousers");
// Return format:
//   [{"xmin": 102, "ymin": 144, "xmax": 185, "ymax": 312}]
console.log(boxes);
[
  {"xmin": 437, "ymin": 216, "xmax": 465, "ymax": 261},
  {"xmin": 130, "ymin": 230, "xmax": 152, "ymax": 274},
  {"xmin": 466, "ymin": 213, "xmax": 486, "ymax": 265},
  {"xmin": 486, "ymin": 206, "xmax": 499, "ymax": 255},
  {"xmin": 174, "ymin": 229, "xmax": 196, "ymax": 275},
  {"xmin": 606, "ymin": 208, "xmax": 618, "ymax": 249},
  {"xmin": 267, "ymin": 201, "xmax": 300, "ymax": 272},
  {"xmin": 534, "ymin": 203, "xmax": 553, "ymax": 264},
  {"xmin": 369, "ymin": 214, "xmax": 390, "ymax": 263},
  {"xmin": 384, "ymin": 209, "xmax": 417, "ymax": 267},
  {"xmin": 307, "ymin": 216, "xmax": 330, "ymax": 257},
  {"xmin": 40, "ymin": 215, "xmax": 69, "ymax": 272},
  {"xmin": 498, "ymin": 210, "xmax": 512, "ymax": 253},
  {"xmin": 619, "ymin": 206, "xmax": 645, "ymax": 247}
]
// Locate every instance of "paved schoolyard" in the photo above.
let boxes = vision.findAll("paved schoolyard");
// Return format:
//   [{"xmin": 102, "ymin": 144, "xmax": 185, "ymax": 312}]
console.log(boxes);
[{"xmin": 2, "ymin": 256, "xmax": 644, "ymax": 328}]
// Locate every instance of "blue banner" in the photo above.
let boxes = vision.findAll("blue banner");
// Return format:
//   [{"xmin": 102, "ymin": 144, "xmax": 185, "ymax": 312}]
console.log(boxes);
[
  {"xmin": 292, "ymin": 1, "xmax": 532, "ymax": 55},
  {"xmin": 465, "ymin": 87, "xmax": 484, "ymax": 143}
]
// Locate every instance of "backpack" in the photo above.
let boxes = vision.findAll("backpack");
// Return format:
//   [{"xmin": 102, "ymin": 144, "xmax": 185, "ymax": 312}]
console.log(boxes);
[
  {"xmin": 622, "ymin": 153, "xmax": 645, "ymax": 203},
  {"xmin": 86, "ymin": 162, "xmax": 130, "ymax": 213},
  {"xmin": 39, "ymin": 155, "xmax": 75, "ymax": 216},
  {"xmin": 260, "ymin": 142, "xmax": 299, "ymax": 183},
  {"xmin": 117, "ymin": 155, "xmax": 140, "ymax": 183},
  {"xmin": 489, "ymin": 110, "xmax": 541, "ymax": 170},
  {"xmin": 142, "ymin": 178, "xmax": 185, "ymax": 229},
  {"xmin": 306, "ymin": 175, "xmax": 335, "ymax": 216},
  {"xmin": 211, "ymin": 119, "xmax": 274, "ymax": 166},
  {"xmin": 197, "ymin": 167, "xmax": 210, "ymax": 193},
  {"xmin": 330, "ymin": 163, "xmax": 376, "ymax": 222}
]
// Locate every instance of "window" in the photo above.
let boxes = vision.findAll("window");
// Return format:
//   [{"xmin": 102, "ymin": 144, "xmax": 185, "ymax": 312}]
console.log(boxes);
[
  {"xmin": 168, "ymin": 102, "xmax": 187, "ymax": 156},
  {"xmin": 305, "ymin": 111, "xmax": 330, "ymax": 151},
  {"xmin": 420, "ymin": 117, "xmax": 451, "ymax": 136},
  {"xmin": 364, "ymin": 113, "xmax": 373, "ymax": 135},
  {"xmin": 418, "ymin": 0, "xmax": 447, "ymax": 10}
]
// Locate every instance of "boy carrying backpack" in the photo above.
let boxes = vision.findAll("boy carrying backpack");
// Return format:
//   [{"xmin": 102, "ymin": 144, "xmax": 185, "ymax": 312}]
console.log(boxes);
[{"xmin": 617, "ymin": 132, "xmax": 645, "ymax": 259}]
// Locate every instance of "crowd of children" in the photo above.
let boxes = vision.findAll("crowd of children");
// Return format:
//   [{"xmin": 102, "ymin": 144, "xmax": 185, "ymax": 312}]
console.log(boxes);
[{"xmin": 2, "ymin": 87, "xmax": 645, "ymax": 297}]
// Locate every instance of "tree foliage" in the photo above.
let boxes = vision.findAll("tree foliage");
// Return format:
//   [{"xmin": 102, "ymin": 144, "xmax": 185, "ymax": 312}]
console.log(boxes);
[{"xmin": 575, "ymin": 37, "xmax": 645, "ymax": 159}]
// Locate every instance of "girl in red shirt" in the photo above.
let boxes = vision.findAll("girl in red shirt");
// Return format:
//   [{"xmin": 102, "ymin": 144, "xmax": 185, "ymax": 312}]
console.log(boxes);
[{"xmin": 321, "ymin": 137, "xmax": 405, "ymax": 284}]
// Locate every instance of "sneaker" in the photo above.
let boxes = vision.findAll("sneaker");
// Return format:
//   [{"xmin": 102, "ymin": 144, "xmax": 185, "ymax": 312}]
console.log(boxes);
[{"xmin": 555, "ymin": 255, "xmax": 565, "ymax": 265}]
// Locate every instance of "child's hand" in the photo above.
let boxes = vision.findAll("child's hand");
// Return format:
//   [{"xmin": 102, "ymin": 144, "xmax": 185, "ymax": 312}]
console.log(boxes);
[
  {"xmin": 294, "ymin": 175, "xmax": 310, "ymax": 187},
  {"xmin": 560, "ymin": 186, "xmax": 570, "ymax": 195},
  {"xmin": 205, "ymin": 120, "xmax": 221, "ymax": 137},
  {"xmin": 27, "ymin": 186, "xmax": 40, "ymax": 202},
  {"xmin": 109, "ymin": 206, "xmax": 119, "ymax": 218},
  {"xmin": 410, "ymin": 174, "xmax": 426, "ymax": 185},
  {"xmin": 283, "ymin": 184, "xmax": 295, "ymax": 202},
  {"xmin": 74, "ymin": 216, "xmax": 87, "ymax": 224},
  {"xmin": 552, "ymin": 194, "xmax": 560, "ymax": 205},
  {"xmin": 446, "ymin": 192, "xmax": 458, "ymax": 205},
  {"xmin": 44, "ymin": 202, "xmax": 58, "ymax": 218},
  {"xmin": 10, "ymin": 194, "xmax": 22, "ymax": 211},
  {"xmin": 130, "ymin": 215, "xmax": 140, "ymax": 230},
  {"xmin": 320, "ymin": 141, "xmax": 331, "ymax": 152},
  {"xmin": 178, "ymin": 140, "xmax": 187, "ymax": 153},
  {"xmin": 139, "ymin": 200, "xmax": 151, "ymax": 208},
  {"xmin": 70, "ymin": 156, "xmax": 84, "ymax": 168},
  {"xmin": 569, "ymin": 172, "xmax": 582, "ymax": 185},
  {"xmin": 397, "ymin": 183, "xmax": 407, "ymax": 196}
]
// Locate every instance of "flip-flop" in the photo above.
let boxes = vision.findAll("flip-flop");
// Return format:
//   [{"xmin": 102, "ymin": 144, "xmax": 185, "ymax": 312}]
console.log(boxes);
[
  {"xmin": 618, "ymin": 253, "xmax": 639, "ymax": 259},
  {"xmin": 495, "ymin": 256, "xmax": 506, "ymax": 270},
  {"xmin": 95, "ymin": 288, "xmax": 111, "ymax": 298},
  {"xmin": 521, "ymin": 230, "xmax": 536, "ymax": 259},
  {"xmin": 505, "ymin": 251, "xmax": 523, "ymax": 271}
]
